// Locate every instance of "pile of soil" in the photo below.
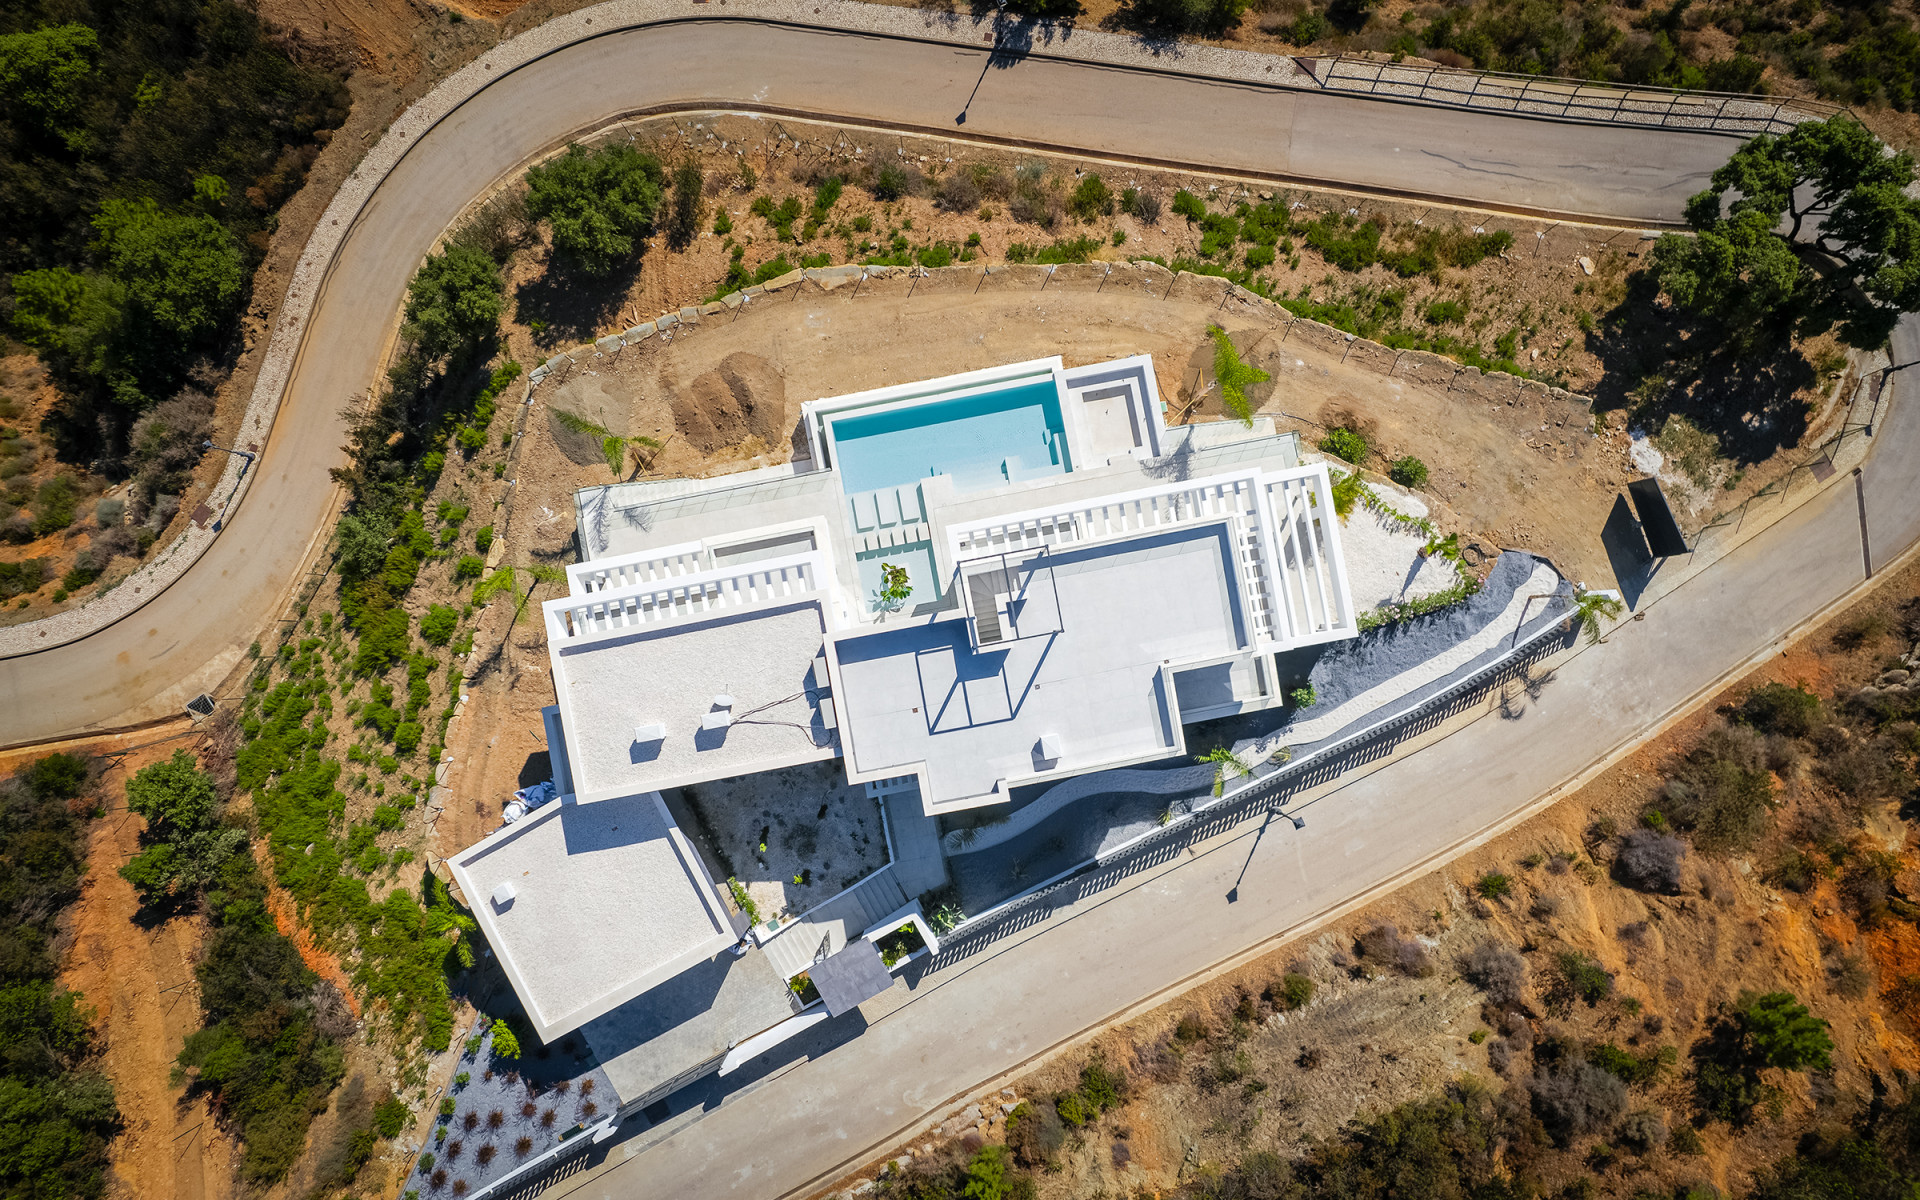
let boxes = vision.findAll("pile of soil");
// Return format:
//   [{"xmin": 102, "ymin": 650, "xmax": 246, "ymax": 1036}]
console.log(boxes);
[{"xmin": 669, "ymin": 352, "xmax": 788, "ymax": 456}]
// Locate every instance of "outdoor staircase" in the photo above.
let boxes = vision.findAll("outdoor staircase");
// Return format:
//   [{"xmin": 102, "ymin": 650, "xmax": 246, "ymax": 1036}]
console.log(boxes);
[{"xmin": 758, "ymin": 866, "xmax": 910, "ymax": 981}]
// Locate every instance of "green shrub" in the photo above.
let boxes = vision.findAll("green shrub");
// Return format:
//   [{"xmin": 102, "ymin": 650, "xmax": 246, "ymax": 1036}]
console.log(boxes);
[
  {"xmin": 1290, "ymin": 685, "xmax": 1317, "ymax": 708},
  {"xmin": 454, "ymin": 555, "xmax": 484, "ymax": 579},
  {"xmin": 60, "ymin": 564, "xmax": 99, "ymax": 592},
  {"xmin": 1424, "ymin": 299, "xmax": 1469, "ymax": 324},
  {"xmin": 1734, "ymin": 991, "xmax": 1832, "ymax": 1071},
  {"xmin": 1171, "ymin": 190, "xmax": 1206, "ymax": 222},
  {"xmin": 375, "ymin": 1096, "xmax": 413, "ymax": 1137},
  {"xmin": 1277, "ymin": 972, "xmax": 1314, "ymax": 1010},
  {"xmin": 1549, "ymin": 950, "xmax": 1615, "ymax": 1011},
  {"xmin": 871, "ymin": 163, "xmax": 917, "ymax": 201},
  {"xmin": 0, "ymin": 754, "xmax": 120, "ymax": 1199},
  {"xmin": 420, "ymin": 604, "xmax": 458, "ymax": 647},
  {"xmin": 0, "ymin": 557, "xmax": 50, "ymax": 598},
  {"xmin": 524, "ymin": 143, "xmax": 665, "ymax": 275},
  {"xmin": 1388, "ymin": 456, "xmax": 1428, "ymax": 488},
  {"xmin": 1319, "ymin": 427, "xmax": 1368, "ymax": 464},
  {"xmin": 1055, "ymin": 1090, "xmax": 1092, "ymax": 1127},
  {"xmin": 1474, "ymin": 872, "xmax": 1511, "ymax": 899},
  {"xmin": 1068, "ymin": 174, "xmax": 1113, "ymax": 221},
  {"xmin": 1736, "ymin": 682, "xmax": 1822, "ymax": 738},
  {"xmin": 32, "ymin": 475, "xmax": 80, "ymax": 535}
]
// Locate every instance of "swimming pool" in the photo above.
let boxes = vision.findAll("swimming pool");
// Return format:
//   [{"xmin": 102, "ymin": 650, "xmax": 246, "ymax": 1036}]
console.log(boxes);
[{"xmin": 829, "ymin": 379, "xmax": 1071, "ymax": 495}]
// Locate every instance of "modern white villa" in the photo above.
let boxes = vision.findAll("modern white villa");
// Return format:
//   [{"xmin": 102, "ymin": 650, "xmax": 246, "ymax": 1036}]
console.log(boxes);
[{"xmin": 447, "ymin": 354, "xmax": 1359, "ymax": 1117}]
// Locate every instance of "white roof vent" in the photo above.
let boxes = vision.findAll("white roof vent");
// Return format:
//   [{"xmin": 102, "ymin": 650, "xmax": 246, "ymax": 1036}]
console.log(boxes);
[
  {"xmin": 1038, "ymin": 733, "xmax": 1064, "ymax": 762},
  {"xmin": 701, "ymin": 710, "xmax": 732, "ymax": 731},
  {"xmin": 712, "ymin": 693, "xmax": 735, "ymax": 710},
  {"xmin": 633, "ymin": 722, "xmax": 666, "ymax": 743},
  {"xmin": 491, "ymin": 882, "xmax": 516, "ymax": 909}
]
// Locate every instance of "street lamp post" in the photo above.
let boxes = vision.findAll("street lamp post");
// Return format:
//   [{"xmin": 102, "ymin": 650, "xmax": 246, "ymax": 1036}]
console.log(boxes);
[{"xmin": 202, "ymin": 439, "xmax": 257, "ymax": 532}]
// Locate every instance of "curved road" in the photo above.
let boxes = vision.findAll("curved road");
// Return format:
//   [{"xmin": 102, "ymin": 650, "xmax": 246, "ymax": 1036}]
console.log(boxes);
[{"xmin": 0, "ymin": 12, "xmax": 1749, "ymax": 742}]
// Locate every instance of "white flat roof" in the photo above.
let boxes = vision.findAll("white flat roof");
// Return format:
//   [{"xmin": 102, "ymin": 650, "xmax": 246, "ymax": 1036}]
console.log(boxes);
[
  {"xmin": 544, "ymin": 554, "xmax": 838, "ymax": 799},
  {"xmin": 446, "ymin": 792, "xmax": 737, "ymax": 1041},
  {"xmin": 833, "ymin": 521, "xmax": 1250, "ymax": 809}
]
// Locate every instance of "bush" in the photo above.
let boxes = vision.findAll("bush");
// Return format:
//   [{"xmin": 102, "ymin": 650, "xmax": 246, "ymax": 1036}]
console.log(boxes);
[
  {"xmin": 1055, "ymin": 1090, "xmax": 1092, "ymax": 1127},
  {"xmin": 403, "ymin": 243, "xmax": 503, "ymax": 362},
  {"xmin": 1475, "ymin": 872, "xmax": 1511, "ymax": 899},
  {"xmin": 1615, "ymin": 828, "xmax": 1687, "ymax": 893},
  {"xmin": 1548, "ymin": 951, "xmax": 1615, "ymax": 1012},
  {"xmin": 1388, "ymin": 456, "xmax": 1428, "ymax": 488},
  {"xmin": 1662, "ymin": 726, "xmax": 1776, "ymax": 852},
  {"xmin": 1355, "ymin": 923, "xmax": 1434, "ymax": 977},
  {"xmin": 1736, "ymin": 682, "xmax": 1822, "ymax": 738},
  {"xmin": 32, "ymin": 474, "xmax": 80, "ymax": 535},
  {"xmin": 0, "ymin": 557, "xmax": 51, "ymax": 599},
  {"xmin": 1616, "ymin": 1108, "xmax": 1668, "ymax": 1153},
  {"xmin": 935, "ymin": 170, "xmax": 982, "ymax": 213},
  {"xmin": 455, "ymin": 555, "xmax": 484, "ymax": 580},
  {"xmin": 871, "ymin": 162, "xmax": 919, "ymax": 201},
  {"xmin": 1531, "ymin": 1061, "xmax": 1628, "ymax": 1145},
  {"xmin": 1122, "ymin": 187, "xmax": 1163, "ymax": 224},
  {"xmin": 125, "ymin": 749, "xmax": 219, "ymax": 836},
  {"xmin": 524, "ymin": 143, "xmax": 665, "ymax": 275},
  {"xmin": 420, "ymin": 605, "xmax": 458, "ymax": 647},
  {"xmin": 1734, "ymin": 991, "xmax": 1832, "ymax": 1071},
  {"xmin": 1005, "ymin": 1100, "xmax": 1065, "ymax": 1167},
  {"xmin": 374, "ymin": 1095, "xmax": 412, "ymax": 1138},
  {"xmin": 1462, "ymin": 941, "xmax": 1528, "ymax": 1007},
  {"xmin": 1275, "ymin": 972, "xmax": 1314, "ymax": 1010},
  {"xmin": 490, "ymin": 1023, "xmax": 521, "ymax": 1061},
  {"xmin": 664, "ymin": 159, "xmax": 704, "ymax": 252},
  {"xmin": 1067, "ymin": 174, "xmax": 1113, "ymax": 222},
  {"xmin": 1319, "ymin": 427, "xmax": 1368, "ymax": 464}
]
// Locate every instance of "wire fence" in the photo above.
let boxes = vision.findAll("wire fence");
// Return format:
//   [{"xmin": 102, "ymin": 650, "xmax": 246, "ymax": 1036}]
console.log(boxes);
[
  {"xmin": 1307, "ymin": 57, "xmax": 1842, "ymax": 136},
  {"xmin": 1697, "ymin": 361, "xmax": 1893, "ymax": 539}
]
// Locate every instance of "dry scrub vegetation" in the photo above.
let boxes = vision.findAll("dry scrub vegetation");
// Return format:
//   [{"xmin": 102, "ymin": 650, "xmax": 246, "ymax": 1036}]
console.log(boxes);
[{"xmin": 834, "ymin": 554, "xmax": 1920, "ymax": 1200}]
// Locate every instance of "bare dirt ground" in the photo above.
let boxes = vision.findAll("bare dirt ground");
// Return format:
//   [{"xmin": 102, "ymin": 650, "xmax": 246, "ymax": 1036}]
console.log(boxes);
[
  {"xmin": 18, "ymin": 729, "xmax": 243, "ymax": 1200},
  {"xmin": 530, "ymin": 280, "xmax": 1636, "ymax": 575},
  {"xmin": 436, "ymin": 267, "xmax": 1670, "ymax": 863},
  {"xmin": 825, "ymin": 547, "xmax": 1920, "ymax": 1200}
]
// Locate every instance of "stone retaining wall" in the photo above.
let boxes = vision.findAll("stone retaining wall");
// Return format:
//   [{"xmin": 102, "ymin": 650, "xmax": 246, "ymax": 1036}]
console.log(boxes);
[{"xmin": 523, "ymin": 261, "xmax": 1603, "ymax": 435}]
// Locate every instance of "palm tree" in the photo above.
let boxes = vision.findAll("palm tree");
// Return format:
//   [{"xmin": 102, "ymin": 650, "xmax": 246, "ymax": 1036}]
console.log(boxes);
[
  {"xmin": 1571, "ymin": 589, "xmax": 1625, "ymax": 645},
  {"xmin": 1197, "ymin": 746, "xmax": 1252, "ymax": 797}
]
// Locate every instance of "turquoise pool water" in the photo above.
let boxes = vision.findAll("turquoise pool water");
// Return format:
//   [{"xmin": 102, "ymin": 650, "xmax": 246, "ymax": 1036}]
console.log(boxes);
[{"xmin": 830, "ymin": 379, "xmax": 1070, "ymax": 495}]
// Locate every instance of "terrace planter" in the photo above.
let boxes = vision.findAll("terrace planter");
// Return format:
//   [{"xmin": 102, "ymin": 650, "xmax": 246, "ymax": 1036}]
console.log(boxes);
[{"xmin": 862, "ymin": 904, "xmax": 940, "ymax": 973}]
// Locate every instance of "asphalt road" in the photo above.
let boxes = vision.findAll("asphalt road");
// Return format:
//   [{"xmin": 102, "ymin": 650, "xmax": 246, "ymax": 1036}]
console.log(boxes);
[
  {"xmin": 566, "ymin": 312, "xmax": 1918, "ymax": 1199},
  {"xmin": 0, "ymin": 15, "xmax": 1746, "ymax": 743}
]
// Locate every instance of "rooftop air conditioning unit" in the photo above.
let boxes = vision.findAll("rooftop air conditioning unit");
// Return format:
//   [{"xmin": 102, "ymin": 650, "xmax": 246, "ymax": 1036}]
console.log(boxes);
[
  {"xmin": 701, "ymin": 710, "xmax": 732, "ymax": 731},
  {"xmin": 633, "ymin": 722, "xmax": 667, "ymax": 743},
  {"xmin": 1038, "ymin": 733, "xmax": 1064, "ymax": 762},
  {"xmin": 491, "ymin": 882, "xmax": 516, "ymax": 909}
]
